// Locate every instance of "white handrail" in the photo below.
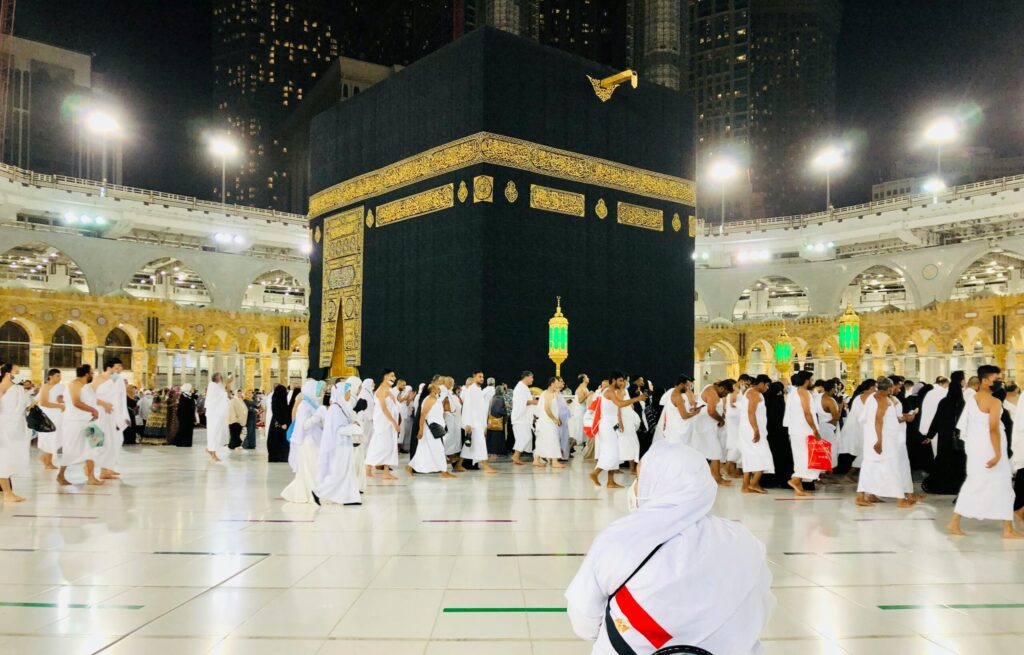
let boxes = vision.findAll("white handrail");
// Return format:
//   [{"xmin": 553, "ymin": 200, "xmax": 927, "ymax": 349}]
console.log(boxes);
[
  {"xmin": 697, "ymin": 173, "xmax": 1024, "ymax": 236},
  {"xmin": 0, "ymin": 162, "xmax": 309, "ymax": 225}
]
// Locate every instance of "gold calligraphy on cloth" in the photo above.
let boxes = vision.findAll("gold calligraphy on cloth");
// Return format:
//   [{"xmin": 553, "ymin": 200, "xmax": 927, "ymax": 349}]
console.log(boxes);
[
  {"xmin": 309, "ymin": 132, "xmax": 695, "ymax": 217},
  {"xmin": 617, "ymin": 202, "xmax": 664, "ymax": 232},
  {"xmin": 318, "ymin": 206, "xmax": 363, "ymax": 369},
  {"xmin": 375, "ymin": 184, "xmax": 455, "ymax": 227},
  {"xmin": 529, "ymin": 185, "xmax": 586, "ymax": 217}
]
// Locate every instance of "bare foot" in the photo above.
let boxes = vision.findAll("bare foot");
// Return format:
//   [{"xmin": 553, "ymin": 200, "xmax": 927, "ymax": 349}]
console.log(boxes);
[
  {"xmin": 441, "ymin": 471, "xmax": 457, "ymax": 479},
  {"xmin": 947, "ymin": 521, "xmax": 966, "ymax": 536},
  {"xmin": 855, "ymin": 497, "xmax": 874, "ymax": 507},
  {"xmin": 380, "ymin": 471, "xmax": 397, "ymax": 481},
  {"xmin": 751, "ymin": 486, "xmax": 767, "ymax": 494},
  {"xmin": 588, "ymin": 470, "xmax": 601, "ymax": 487},
  {"xmin": 2, "ymin": 492, "xmax": 25, "ymax": 503},
  {"xmin": 607, "ymin": 480, "xmax": 624, "ymax": 489},
  {"xmin": 43, "ymin": 463, "xmax": 58, "ymax": 471},
  {"xmin": 1003, "ymin": 530, "xmax": 1024, "ymax": 540},
  {"xmin": 532, "ymin": 462, "xmax": 545, "ymax": 468},
  {"xmin": 57, "ymin": 473, "xmax": 71, "ymax": 486},
  {"xmin": 99, "ymin": 473, "xmax": 118, "ymax": 480},
  {"xmin": 787, "ymin": 479, "xmax": 809, "ymax": 497},
  {"xmin": 454, "ymin": 465, "xmax": 467, "ymax": 472},
  {"xmin": 482, "ymin": 465, "xmax": 498, "ymax": 475},
  {"xmin": 897, "ymin": 499, "xmax": 917, "ymax": 508},
  {"xmin": 867, "ymin": 495, "xmax": 882, "ymax": 503},
  {"xmin": 366, "ymin": 467, "xmax": 374, "ymax": 478},
  {"xmin": 552, "ymin": 462, "xmax": 566, "ymax": 469},
  {"xmin": 741, "ymin": 486, "xmax": 753, "ymax": 494},
  {"xmin": 405, "ymin": 465, "xmax": 414, "ymax": 475},
  {"xmin": 86, "ymin": 477, "xmax": 105, "ymax": 486},
  {"xmin": 716, "ymin": 478, "xmax": 733, "ymax": 487},
  {"xmin": 513, "ymin": 459, "xmax": 525, "ymax": 466}
]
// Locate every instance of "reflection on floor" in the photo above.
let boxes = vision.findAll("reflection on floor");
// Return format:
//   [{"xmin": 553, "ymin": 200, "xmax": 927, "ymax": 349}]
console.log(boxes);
[{"xmin": 1, "ymin": 437, "xmax": 1023, "ymax": 654}]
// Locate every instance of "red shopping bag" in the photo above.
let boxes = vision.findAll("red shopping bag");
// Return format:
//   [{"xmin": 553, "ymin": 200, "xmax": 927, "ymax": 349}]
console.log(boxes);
[
  {"xmin": 583, "ymin": 395, "xmax": 602, "ymax": 439},
  {"xmin": 807, "ymin": 435, "xmax": 833, "ymax": 472}
]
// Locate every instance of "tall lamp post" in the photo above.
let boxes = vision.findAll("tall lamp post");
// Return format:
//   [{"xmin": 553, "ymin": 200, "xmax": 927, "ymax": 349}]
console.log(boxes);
[
  {"xmin": 774, "ymin": 327, "xmax": 794, "ymax": 377},
  {"xmin": 86, "ymin": 110, "xmax": 121, "ymax": 187},
  {"xmin": 924, "ymin": 116, "xmax": 958, "ymax": 177},
  {"xmin": 209, "ymin": 136, "xmax": 239, "ymax": 206},
  {"xmin": 708, "ymin": 157, "xmax": 738, "ymax": 236},
  {"xmin": 837, "ymin": 303, "xmax": 862, "ymax": 387},
  {"xmin": 548, "ymin": 297, "xmax": 568, "ymax": 377},
  {"xmin": 812, "ymin": 144, "xmax": 844, "ymax": 212}
]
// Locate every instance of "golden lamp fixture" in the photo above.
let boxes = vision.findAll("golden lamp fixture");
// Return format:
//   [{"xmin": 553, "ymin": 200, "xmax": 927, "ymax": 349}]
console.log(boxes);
[{"xmin": 587, "ymin": 69, "xmax": 638, "ymax": 102}]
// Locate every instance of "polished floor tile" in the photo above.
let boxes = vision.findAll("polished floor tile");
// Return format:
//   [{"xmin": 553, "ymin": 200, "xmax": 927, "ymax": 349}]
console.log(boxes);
[{"xmin": 1, "ymin": 438, "xmax": 1023, "ymax": 653}]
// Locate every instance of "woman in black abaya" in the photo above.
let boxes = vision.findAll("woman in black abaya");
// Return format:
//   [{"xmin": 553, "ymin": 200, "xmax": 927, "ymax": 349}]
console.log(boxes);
[
  {"xmin": 759, "ymin": 381, "xmax": 794, "ymax": 488},
  {"xmin": 175, "ymin": 385, "xmax": 197, "ymax": 447},
  {"xmin": 921, "ymin": 371, "xmax": 966, "ymax": 494},
  {"xmin": 266, "ymin": 385, "xmax": 291, "ymax": 463}
]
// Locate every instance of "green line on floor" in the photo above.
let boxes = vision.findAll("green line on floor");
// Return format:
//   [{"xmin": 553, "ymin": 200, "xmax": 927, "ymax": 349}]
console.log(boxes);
[
  {"xmin": 879, "ymin": 603, "xmax": 1024, "ymax": 610},
  {"xmin": 443, "ymin": 607, "xmax": 567, "ymax": 613},
  {"xmin": 0, "ymin": 602, "xmax": 144, "ymax": 610}
]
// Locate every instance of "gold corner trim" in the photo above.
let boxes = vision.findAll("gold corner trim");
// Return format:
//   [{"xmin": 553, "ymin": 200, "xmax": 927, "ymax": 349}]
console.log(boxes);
[
  {"xmin": 376, "ymin": 184, "xmax": 455, "ymax": 227},
  {"xmin": 688, "ymin": 214, "xmax": 697, "ymax": 238},
  {"xmin": 308, "ymin": 132, "xmax": 695, "ymax": 217},
  {"xmin": 473, "ymin": 175, "xmax": 494, "ymax": 203},
  {"xmin": 530, "ymin": 184, "xmax": 586, "ymax": 217},
  {"xmin": 617, "ymin": 201, "xmax": 663, "ymax": 232}
]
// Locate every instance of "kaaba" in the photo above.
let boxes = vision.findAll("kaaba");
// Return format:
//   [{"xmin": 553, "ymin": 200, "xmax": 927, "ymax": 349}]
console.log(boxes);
[{"xmin": 307, "ymin": 27, "xmax": 695, "ymax": 387}]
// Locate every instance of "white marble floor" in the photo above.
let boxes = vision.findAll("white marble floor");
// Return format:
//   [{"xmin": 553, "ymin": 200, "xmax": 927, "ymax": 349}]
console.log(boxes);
[{"xmin": 1, "ymin": 437, "xmax": 1023, "ymax": 654}]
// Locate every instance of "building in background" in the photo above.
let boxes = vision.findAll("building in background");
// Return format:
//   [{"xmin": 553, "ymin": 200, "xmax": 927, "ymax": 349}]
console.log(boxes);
[
  {"xmin": 1, "ymin": 35, "xmax": 123, "ymax": 184},
  {"xmin": 282, "ymin": 57, "xmax": 400, "ymax": 214},
  {"xmin": 212, "ymin": 0, "xmax": 340, "ymax": 211},
  {"xmin": 687, "ymin": 0, "xmax": 841, "ymax": 220},
  {"xmin": 872, "ymin": 146, "xmax": 1024, "ymax": 201}
]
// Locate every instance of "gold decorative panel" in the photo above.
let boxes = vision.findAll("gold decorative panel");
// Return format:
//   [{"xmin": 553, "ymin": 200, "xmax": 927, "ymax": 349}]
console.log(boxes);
[
  {"xmin": 457, "ymin": 181, "xmax": 469, "ymax": 203},
  {"xmin": 617, "ymin": 202, "xmax": 663, "ymax": 231},
  {"xmin": 595, "ymin": 198, "xmax": 608, "ymax": 219},
  {"xmin": 530, "ymin": 185, "xmax": 586, "ymax": 217},
  {"xmin": 473, "ymin": 175, "xmax": 494, "ymax": 203},
  {"xmin": 375, "ymin": 184, "xmax": 455, "ymax": 227},
  {"xmin": 319, "ymin": 206, "xmax": 363, "ymax": 369},
  {"xmin": 688, "ymin": 215, "xmax": 697, "ymax": 238},
  {"xmin": 308, "ymin": 132, "xmax": 696, "ymax": 217},
  {"xmin": 671, "ymin": 213, "xmax": 682, "ymax": 232},
  {"xmin": 504, "ymin": 180, "xmax": 518, "ymax": 203}
]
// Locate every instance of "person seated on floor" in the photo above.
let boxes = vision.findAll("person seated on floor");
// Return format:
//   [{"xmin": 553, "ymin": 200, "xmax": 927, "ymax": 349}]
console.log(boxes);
[{"xmin": 565, "ymin": 441, "xmax": 775, "ymax": 654}]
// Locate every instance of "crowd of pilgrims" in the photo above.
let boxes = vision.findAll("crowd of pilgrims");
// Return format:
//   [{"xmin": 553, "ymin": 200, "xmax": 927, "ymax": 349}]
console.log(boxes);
[{"xmin": 1, "ymin": 358, "xmax": 1023, "ymax": 537}]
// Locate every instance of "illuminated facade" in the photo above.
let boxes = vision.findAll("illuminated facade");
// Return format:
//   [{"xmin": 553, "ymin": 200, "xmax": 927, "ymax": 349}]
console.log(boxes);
[
  {"xmin": 688, "ymin": 0, "xmax": 842, "ymax": 220},
  {"xmin": 212, "ymin": 0, "xmax": 340, "ymax": 210}
]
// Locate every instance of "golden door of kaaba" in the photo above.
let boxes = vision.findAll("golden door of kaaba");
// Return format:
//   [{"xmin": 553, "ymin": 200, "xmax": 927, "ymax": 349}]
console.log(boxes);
[{"xmin": 318, "ymin": 205, "xmax": 364, "ymax": 379}]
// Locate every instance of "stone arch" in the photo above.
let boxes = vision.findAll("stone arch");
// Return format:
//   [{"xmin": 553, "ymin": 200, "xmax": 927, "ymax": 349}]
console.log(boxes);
[
  {"xmin": 732, "ymin": 275, "xmax": 809, "ymax": 321},
  {"xmin": 123, "ymin": 257, "xmax": 213, "ymax": 307},
  {"xmin": 207, "ymin": 329, "xmax": 235, "ymax": 353},
  {"xmin": 0, "ymin": 319, "xmax": 31, "ymax": 365},
  {"xmin": 949, "ymin": 250, "xmax": 1024, "ymax": 301},
  {"xmin": 103, "ymin": 327, "xmax": 134, "ymax": 367},
  {"xmin": 838, "ymin": 262, "xmax": 919, "ymax": 312},
  {"xmin": 243, "ymin": 268, "xmax": 309, "ymax": 314},
  {"xmin": 0, "ymin": 240, "xmax": 91, "ymax": 293},
  {"xmin": 289, "ymin": 333, "xmax": 310, "ymax": 354}
]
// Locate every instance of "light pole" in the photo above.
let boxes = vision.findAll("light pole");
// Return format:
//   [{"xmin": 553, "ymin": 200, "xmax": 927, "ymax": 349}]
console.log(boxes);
[
  {"xmin": 924, "ymin": 116, "xmax": 958, "ymax": 176},
  {"xmin": 811, "ymin": 144, "xmax": 844, "ymax": 212},
  {"xmin": 209, "ymin": 136, "xmax": 239, "ymax": 205},
  {"xmin": 86, "ymin": 110, "xmax": 120, "ymax": 187},
  {"xmin": 708, "ymin": 157, "xmax": 738, "ymax": 236}
]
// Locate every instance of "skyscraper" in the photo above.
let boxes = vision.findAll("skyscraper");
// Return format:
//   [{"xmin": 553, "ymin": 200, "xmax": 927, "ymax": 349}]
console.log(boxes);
[
  {"xmin": 212, "ymin": 0, "xmax": 339, "ymax": 210},
  {"xmin": 687, "ymin": 0, "xmax": 841, "ymax": 219},
  {"xmin": 461, "ymin": 0, "xmax": 642, "ymax": 73}
]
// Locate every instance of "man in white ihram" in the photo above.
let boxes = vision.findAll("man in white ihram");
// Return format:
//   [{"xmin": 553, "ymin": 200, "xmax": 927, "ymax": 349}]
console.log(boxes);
[
  {"xmin": 460, "ymin": 370, "xmax": 496, "ymax": 473},
  {"xmin": 566, "ymin": 440, "xmax": 774, "ymax": 654},
  {"xmin": 511, "ymin": 370, "xmax": 538, "ymax": 465},
  {"xmin": 204, "ymin": 373, "xmax": 230, "ymax": 462}
]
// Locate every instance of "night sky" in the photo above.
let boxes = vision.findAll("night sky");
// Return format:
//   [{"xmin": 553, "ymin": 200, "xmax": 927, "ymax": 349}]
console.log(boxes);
[{"xmin": 17, "ymin": 0, "xmax": 1024, "ymax": 209}]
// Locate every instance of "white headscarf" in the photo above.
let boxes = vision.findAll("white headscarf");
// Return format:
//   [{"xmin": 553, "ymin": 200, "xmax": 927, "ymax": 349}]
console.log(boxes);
[
  {"xmin": 289, "ymin": 378, "xmax": 324, "ymax": 449},
  {"xmin": 319, "ymin": 377, "xmax": 362, "ymax": 479},
  {"xmin": 566, "ymin": 441, "xmax": 717, "ymax": 604},
  {"xmin": 180, "ymin": 383, "xmax": 193, "ymax": 394}
]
